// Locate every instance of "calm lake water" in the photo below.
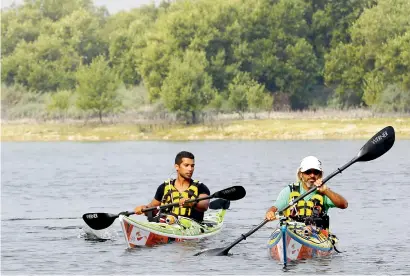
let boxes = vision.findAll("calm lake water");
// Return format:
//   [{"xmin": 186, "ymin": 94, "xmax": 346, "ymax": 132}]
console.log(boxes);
[{"xmin": 2, "ymin": 140, "xmax": 410, "ymax": 275}]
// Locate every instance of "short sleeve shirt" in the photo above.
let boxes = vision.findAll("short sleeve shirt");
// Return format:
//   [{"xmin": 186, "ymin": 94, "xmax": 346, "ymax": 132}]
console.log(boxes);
[
  {"xmin": 154, "ymin": 179, "xmax": 211, "ymax": 222},
  {"xmin": 273, "ymin": 182, "xmax": 336, "ymax": 213}
]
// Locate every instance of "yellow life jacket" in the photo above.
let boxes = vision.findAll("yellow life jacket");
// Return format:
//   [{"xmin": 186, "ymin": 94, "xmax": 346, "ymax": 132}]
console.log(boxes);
[
  {"xmin": 284, "ymin": 182, "xmax": 324, "ymax": 219},
  {"xmin": 161, "ymin": 179, "xmax": 200, "ymax": 216}
]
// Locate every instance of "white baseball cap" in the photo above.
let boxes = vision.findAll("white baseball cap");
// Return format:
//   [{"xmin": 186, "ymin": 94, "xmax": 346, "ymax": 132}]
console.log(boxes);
[{"xmin": 299, "ymin": 156, "xmax": 322, "ymax": 172}]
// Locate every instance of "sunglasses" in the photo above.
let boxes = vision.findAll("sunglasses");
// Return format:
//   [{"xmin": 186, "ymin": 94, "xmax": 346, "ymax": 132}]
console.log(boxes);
[{"xmin": 304, "ymin": 169, "xmax": 321, "ymax": 176}]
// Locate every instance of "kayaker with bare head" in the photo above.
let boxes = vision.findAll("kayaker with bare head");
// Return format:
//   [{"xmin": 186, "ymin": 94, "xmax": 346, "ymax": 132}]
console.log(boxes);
[
  {"xmin": 265, "ymin": 156, "xmax": 348, "ymax": 227},
  {"xmin": 134, "ymin": 151, "xmax": 211, "ymax": 222}
]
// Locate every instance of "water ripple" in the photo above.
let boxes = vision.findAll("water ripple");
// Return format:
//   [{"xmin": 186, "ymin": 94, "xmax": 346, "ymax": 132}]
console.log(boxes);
[{"xmin": 1, "ymin": 140, "xmax": 409, "ymax": 274}]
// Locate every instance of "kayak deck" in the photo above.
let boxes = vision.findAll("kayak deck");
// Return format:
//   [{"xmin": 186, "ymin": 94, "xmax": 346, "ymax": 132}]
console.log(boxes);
[
  {"xmin": 120, "ymin": 209, "xmax": 226, "ymax": 248},
  {"xmin": 267, "ymin": 220, "xmax": 338, "ymax": 263}
]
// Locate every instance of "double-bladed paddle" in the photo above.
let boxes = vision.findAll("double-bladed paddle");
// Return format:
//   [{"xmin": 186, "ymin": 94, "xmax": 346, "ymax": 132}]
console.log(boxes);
[
  {"xmin": 82, "ymin": 185, "xmax": 246, "ymax": 230},
  {"xmin": 194, "ymin": 126, "xmax": 395, "ymax": 256}
]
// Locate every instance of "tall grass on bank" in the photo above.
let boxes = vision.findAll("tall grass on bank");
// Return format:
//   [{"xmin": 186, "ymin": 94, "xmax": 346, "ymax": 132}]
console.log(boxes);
[
  {"xmin": 2, "ymin": 117, "xmax": 410, "ymax": 141},
  {"xmin": 2, "ymin": 84, "xmax": 410, "ymax": 124},
  {"xmin": 2, "ymin": 84, "xmax": 410, "ymax": 141}
]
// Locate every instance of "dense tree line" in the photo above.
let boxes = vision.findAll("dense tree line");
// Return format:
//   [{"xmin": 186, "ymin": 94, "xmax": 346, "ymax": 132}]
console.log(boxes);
[{"xmin": 1, "ymin": 0, "xmax": 409, "ymax": 123}]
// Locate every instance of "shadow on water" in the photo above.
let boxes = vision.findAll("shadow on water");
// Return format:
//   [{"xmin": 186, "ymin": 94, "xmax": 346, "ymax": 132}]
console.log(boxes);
[
  {"xmin": 84, "ymin": 237, "xmax": 112, "ymax": 243},
  {"xmin": 44, "ymin": 225, "xmax": 80, "ymax": 230},
  {"xmin": 3, "ymin": 217, "xmax": 80, "ymax": 221}
]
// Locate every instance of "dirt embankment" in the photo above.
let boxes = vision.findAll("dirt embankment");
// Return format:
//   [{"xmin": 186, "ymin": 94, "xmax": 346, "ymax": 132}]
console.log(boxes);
[{"xmin": 2, "ymin": 110, "xmax": 409, "ymax": 141}]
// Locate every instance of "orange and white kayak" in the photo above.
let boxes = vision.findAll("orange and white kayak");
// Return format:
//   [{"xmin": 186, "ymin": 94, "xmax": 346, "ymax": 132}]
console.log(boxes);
[
  {"xmin": 119, "ymin": 206, "xmax": 227, "ymax": 248},
  {"xmin": 267, "ymin": 220, "xmax": 339, "ymax": 265}
]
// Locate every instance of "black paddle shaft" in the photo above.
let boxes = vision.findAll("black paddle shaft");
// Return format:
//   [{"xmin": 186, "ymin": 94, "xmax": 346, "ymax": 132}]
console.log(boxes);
[
  {"xmin": 282, "ymin": 158, "xmax": 355, "ymax": 214},
  {"xmin": 83, "ymin": 185, "xmax": 246, "ymax": 230},
  {"xmin": 141, "ymin": 185, "xmax": 246, "ymax": 213},
  {"xmin": 284, "ymin": 126, "xmax": 395, "ymax": 214},
  {"xmin": 214, "ymin": 158, "xmax": 358, "ymax": 255},
  {"xmin": 195, "ymin": 126, "xmax": 395, "ymax": 256}
]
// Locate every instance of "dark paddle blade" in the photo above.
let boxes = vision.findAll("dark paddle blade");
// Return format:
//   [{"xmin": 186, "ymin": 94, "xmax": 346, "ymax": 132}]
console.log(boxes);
[
  {"xmin": 82, "ymin": 186, "xmax": 245, "ymax": 231},
  {"xmin": 213, "ymin": 185, "xmax": 246, "ymax": 201},
  {"xmin": 209, "ymin": 199, "xmax": 231, "ymax": 210},
  {"xmin": 194, "ymin": 126, "xmax": 396, "ymax": 257},
  {"xmin": 356, "ymin": 126, "xmax": 395, "ymax": 162},
  {"xmin": 82, "ymin": 213, "xmax": 119, "ymax": 230},
  {"xmin": 193, "ymin": 247, "xmax": 230, "ymax": 256}
]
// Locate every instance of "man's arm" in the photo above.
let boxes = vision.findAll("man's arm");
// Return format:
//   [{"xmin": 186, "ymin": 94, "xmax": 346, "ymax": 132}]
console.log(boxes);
[
  {"xmin": 194, "ymin": 193, "xmax": 210, "ymax": 212},
  {"xmin": 135, "ymin": 184, "xmax": 164, "ymax": 215},
  {"xmin": 134, "ymin": 198, "xmax": 161, "ymax": 214},
  {"xmin": 193, "ymin": 183, "xmax": 211, "ymax": 212},
  {"xmin": 320, "ymin": 185, "xmax": 348, "ymax": 209},
  {"xmin": 146, "ymin": 198, "xmax": 161, "ymax": 208},
  {"xmin": 265, "ymin": 186, "xmax": 291, "ymax": 220}
]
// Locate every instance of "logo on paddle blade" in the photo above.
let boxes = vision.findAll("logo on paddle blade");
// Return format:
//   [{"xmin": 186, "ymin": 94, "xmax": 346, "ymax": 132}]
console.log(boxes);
[
  {"xmin": 371, "ymin": 131, "xmax": 388, "ymax": 145},
  {"xmin": 221, "ymin": 187, "xmax": 235, "ymax": 194},
  {"xmin": 86, "ymin": 214, "xmax": 98, "ymax": 219}
]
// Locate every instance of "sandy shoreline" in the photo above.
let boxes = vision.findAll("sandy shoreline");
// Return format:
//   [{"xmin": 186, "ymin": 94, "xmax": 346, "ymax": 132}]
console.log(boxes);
[{"xmin": 1, "ymin": 117, "xmax": 409, "ymax": 141}]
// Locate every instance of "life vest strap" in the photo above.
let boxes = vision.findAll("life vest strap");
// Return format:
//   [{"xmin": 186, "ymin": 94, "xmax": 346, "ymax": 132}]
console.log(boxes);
[
  {"xmin": 286, "ymin": 181, "xmax": 325, "ymax": 219},
  {"xmin": 160, "ymin": 179, "xmax": 201, "ymax": 216}
]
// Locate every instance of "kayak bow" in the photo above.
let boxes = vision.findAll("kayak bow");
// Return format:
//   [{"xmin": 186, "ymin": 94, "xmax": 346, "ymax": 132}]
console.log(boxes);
[{"xmin": 267, "ymin": 219, "xmax": 338, "ymax": 266}]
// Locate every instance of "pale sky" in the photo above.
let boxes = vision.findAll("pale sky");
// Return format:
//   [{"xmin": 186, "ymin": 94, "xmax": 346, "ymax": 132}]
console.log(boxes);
[{"xmin": 1, "ymin": 0, "xmax": 161, "ymax": 14}]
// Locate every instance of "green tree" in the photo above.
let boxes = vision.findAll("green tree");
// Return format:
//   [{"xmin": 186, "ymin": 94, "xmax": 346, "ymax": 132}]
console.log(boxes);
[
  {"xmin": 207, "ymin": 93, "xmax": 224, "ymax": 114},
  {"xmin": 1, "ymin": 1, "xmax": 107, "ymax": 91},
  {"xmin": 227, "ymin": 73, "xmax": 250, "ymax": 119},
  {"xmin": 261, "ymin": 93, "xmax": 274, "ymax": 113},
  {"xmin": 25, "ymin": 0, "xmax": 95, "ymax": 21},
  {"xmin": 1, "ymin": 35, "xmax": 80, "ymax": 91},
  {"xmin": 246, "ymin": 79, "xmax": 267, "ymax": 116},
  {"xmin": 230, "ymin": 0, "xmax": 322, "ymax": 108},
  {"xmin": 104, "ymin": 6, "xmax": 159, "ymax": 87},
  {"xmin": 46, "ymin": 90, "xmax": 73, "ymax": 119},
  {"xmin": 227, "ymin": 72, "xmax": 273, "ymax": 118},
  {"xmin": 376, "ymin": 84, "xmax": 410, "ymax": 112},
  {"xmin": 305, "ymin": 0, "xmax": 374, "ymax": 58},
  {"xmin": 75, "ymin": 56, "xmax": 122, "ymax": 122},
  {"xmin": 160, "ymin": 50, "xmax": 215, "ymax": 124},
  {"xmin": 324, "ymin": 44, "xmax": 365, "ymax": 107},
  {"xmin": 53, "ymin": 8, "xmax": 108, "ymax": 64},
  {"xmin": 1, "ymin": 5, "xmax": 45, "ymax": 56},
  {"xmin": 324, "ymin": 0, "xmax": 410, "ymax": 108},
  {"xmin": 139, "ymin": 0, "xmax": 240, "ymax": 101}
]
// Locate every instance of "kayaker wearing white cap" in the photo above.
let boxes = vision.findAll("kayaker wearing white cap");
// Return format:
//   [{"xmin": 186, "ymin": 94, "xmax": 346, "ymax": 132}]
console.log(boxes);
[{"xmin": 265, "ymin": 156, "xmax": 348, "ymax": 223}]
